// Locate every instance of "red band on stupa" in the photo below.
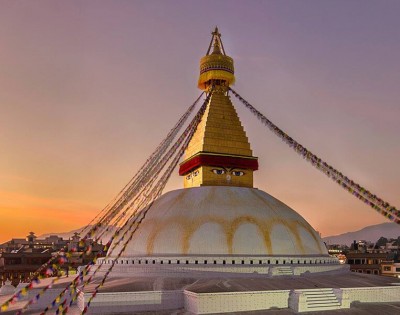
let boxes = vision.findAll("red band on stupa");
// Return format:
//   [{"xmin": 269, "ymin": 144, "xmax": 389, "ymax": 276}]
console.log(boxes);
[{"xmin": 179, "ymin": 154, "xmax": 258, "ymax": 176}]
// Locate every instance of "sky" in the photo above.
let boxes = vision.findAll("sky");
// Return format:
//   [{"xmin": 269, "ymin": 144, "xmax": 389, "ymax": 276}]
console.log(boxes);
[{"xmin": 1, "ymin": 1, "xmax": 400, "ymax": 243}]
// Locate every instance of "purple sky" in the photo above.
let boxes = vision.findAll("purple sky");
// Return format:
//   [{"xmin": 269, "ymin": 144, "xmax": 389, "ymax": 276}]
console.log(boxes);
[{"xmin": 1, "ymin": 1, "xmax": 400, "ymax": 242}]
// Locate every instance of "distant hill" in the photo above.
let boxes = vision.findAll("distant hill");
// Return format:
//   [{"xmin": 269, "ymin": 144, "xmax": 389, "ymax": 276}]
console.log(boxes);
[{"xmin": 323, "ymin": 222, "xmax": 400, "ymax": 246}]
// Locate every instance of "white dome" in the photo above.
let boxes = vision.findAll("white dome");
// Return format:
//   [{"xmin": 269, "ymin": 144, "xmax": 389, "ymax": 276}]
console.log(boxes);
[{"xmin": 112, "ymin": 187, "xmax": 328, "ymax": 257}]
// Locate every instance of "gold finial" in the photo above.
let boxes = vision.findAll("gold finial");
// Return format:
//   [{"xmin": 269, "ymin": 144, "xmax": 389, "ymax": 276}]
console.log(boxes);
[
  {"xmin": 198, "ymin": 27, "xmax": 235, "ymax": 90},
  {"xmin": 207, "ymin": 26, "xmax": 225, "ymax": 55},
  {"xmin": 212, "ymin": 26, "xmax": 220, "ymax": 37}
]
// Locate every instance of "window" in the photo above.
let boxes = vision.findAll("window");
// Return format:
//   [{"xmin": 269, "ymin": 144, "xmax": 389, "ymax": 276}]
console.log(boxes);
[
  {"xmin": 283, "ymin": 260, "xmax": 286, "ymax": 264},
  {"xmin": 268, "ymin": 260, "xmax": 270, "ymax": 264},
  {"xmin": 186, "ymin": 260, "xmax": 189, "ymax": 264},
  {"xmin": 383, "ymin": 266, "xmax": 391, "ymax": 271},
  {"xmin": 195, "ymin": 260, "xmax": 198, "ymax": 264},
  {"xmin": 204, "ymin": 260, "xmax": 207, "ymax": 264},
  {"xmin": 177, "ymin": 260, "xmax": 180, "ymax": 264},
  {"xmin": 168, "ymin": 260, "xmax": 171, "ymax": 264},
  {"xmin": 232, "ymin": 260, "xmax": 235, "ymax": 264},
  {"xmin": 250, "ymin": 260, "xmax": 253, "ymax": 265},
  {"xmin": 223, "ymin": 260, "xmax": 226, "ymax": 265},
  {"xmin": 214, "ymin": 260, "xmax": 217, "ymax": 264},
  {"xmin": 152, "ymin": 260, "xmax": 155, "ymax": 264},
  {"xmin": 259, "ymin": 260, "xmax": 262, "ymax": 264},
  {"xmin": 242, "ymin": 260, "xmax": 245, "ymax": 264},
  {"xmin": 161, "ymin": 261, "xmax": 163, "ymax": 264}
]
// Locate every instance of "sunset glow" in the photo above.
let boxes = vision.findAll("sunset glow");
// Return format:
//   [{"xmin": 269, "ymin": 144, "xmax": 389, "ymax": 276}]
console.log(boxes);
[{"xmin": 1, "ymin": 1, "xmax": 399, "ymax": 243}]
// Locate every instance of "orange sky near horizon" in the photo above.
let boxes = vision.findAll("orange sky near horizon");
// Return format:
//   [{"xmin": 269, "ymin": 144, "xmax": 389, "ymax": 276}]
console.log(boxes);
[{"xmin": 1, "ymin": 1, "xmax": 400, "ymax": 243}]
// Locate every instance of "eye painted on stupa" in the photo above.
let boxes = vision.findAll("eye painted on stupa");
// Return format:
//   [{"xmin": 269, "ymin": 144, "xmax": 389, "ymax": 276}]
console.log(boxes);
[
  {"xmin": 232, "ymin": 171, "xmax": 245, "ymax": 176},
  {"xmin": 193, "ymin": 170, "xmax": 199, "ymax": 177},
  {"xmin": 186, "ymin": 174, "xmax": 192, "ymax": 180},
  {"xmin": 212, "ymin": 168, "xmax": 225, "ymax": 175}
]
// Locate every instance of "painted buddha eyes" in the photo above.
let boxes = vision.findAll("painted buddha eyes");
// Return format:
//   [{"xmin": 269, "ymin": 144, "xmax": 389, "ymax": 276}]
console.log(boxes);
[
  {"xmin": 211, "ymin": 169, "xmax": 245, "ymax": 176},
  {"xmin": 212, "ymin": 169, "xmax": 225, "ymax": 175},
  {"xmin": 186, "ymin": 170, "xmax": 200, "ymax": 180},
  {"xmin": 232, "ymin": 171, "xmax": 244, "ymax": 176}
]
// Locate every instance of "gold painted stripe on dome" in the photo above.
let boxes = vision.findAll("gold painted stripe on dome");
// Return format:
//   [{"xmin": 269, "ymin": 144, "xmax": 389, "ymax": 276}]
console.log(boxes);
[{"xmin": 143, "ymin": 215, "xmax": 324, "ymax": 256}]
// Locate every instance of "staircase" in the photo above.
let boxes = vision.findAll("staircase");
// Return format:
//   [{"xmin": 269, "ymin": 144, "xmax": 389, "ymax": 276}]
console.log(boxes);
[{"xmin": 289, "ymin": 288, "xmax": 341, "ymax": 312}]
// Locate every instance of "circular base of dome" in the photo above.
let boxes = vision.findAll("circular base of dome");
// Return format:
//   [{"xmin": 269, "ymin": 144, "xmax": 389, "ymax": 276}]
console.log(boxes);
[{"xmin": 95, "ymin": 254, "xmax": 342, "ymax": 278}]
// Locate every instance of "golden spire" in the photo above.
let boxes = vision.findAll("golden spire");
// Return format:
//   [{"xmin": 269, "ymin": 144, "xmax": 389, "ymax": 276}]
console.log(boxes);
[{"xmin": 179, "ymin": 28, "xmax": 258, "ymax": 188}]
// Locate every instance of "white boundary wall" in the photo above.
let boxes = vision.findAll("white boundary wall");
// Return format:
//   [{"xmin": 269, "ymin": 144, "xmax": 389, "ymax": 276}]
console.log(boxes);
[
  {"xmin": 78, "ymin": 290, "xmax": 183, "ymax": 314},
  {"xmin": 76, "ymin": 284, "xmax": 400, "ymax": 314},
  {"xmin": 184, "ymin": 290, "xmax": 290, "ymax": 314},
  {"xmin": 342, "ymin": 286, "xmax": 400, "ymax": 304}
]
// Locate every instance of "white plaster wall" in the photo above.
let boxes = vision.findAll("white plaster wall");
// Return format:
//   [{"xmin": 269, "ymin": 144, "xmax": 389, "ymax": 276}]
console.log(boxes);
[
  {"xmin": 293, "ymin": 264, "xmax": 347, "ymax": 275},
  {"xmin": 343, "ymin": 286, "xmax": 400, "ymax": 304},
  {"xmin": 184, "ymin": 289, "xmax": 290, "ymax": 314},
  {"xmin": 80, "ymin": 290, "xmax": 183, "ymax": 314},
  {"xmin": 232, "ymin": 223, "xmax": 266, "ymax": 254}
]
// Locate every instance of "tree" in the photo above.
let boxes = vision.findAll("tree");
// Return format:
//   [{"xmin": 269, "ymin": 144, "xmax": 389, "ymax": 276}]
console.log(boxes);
[{"xmin": 374, "ymin": 236, "xmax": 388, "ymax": 249}]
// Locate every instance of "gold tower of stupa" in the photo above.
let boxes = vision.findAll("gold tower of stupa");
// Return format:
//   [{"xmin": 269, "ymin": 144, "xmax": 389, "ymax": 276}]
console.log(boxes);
[{"xmin": 179, "ymin": 27, "xmax": 258, "ymax": 188}]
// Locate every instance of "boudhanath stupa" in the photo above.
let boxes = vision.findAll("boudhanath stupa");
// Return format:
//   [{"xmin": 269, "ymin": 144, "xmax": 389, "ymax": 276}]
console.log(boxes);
[{"xmin": 73, "ymin": 28, "xmax": 400, "ymax": 314}]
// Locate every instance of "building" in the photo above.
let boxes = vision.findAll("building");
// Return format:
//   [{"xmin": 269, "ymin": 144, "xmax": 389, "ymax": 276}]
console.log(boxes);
[
  {"xmin": 342, "ymin": 238, "xmax": 400, "ymax": 276},
  {"xmin": 346, "ymin": 252, "xmax": 388, "ymax": 275},
  {"xmin": 381, "ymin": 261, "xmax": 400, "ymax": 278},
  {"xmin": 0, "ymin": 232, "xmax": 103, "ymax": 286}
]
